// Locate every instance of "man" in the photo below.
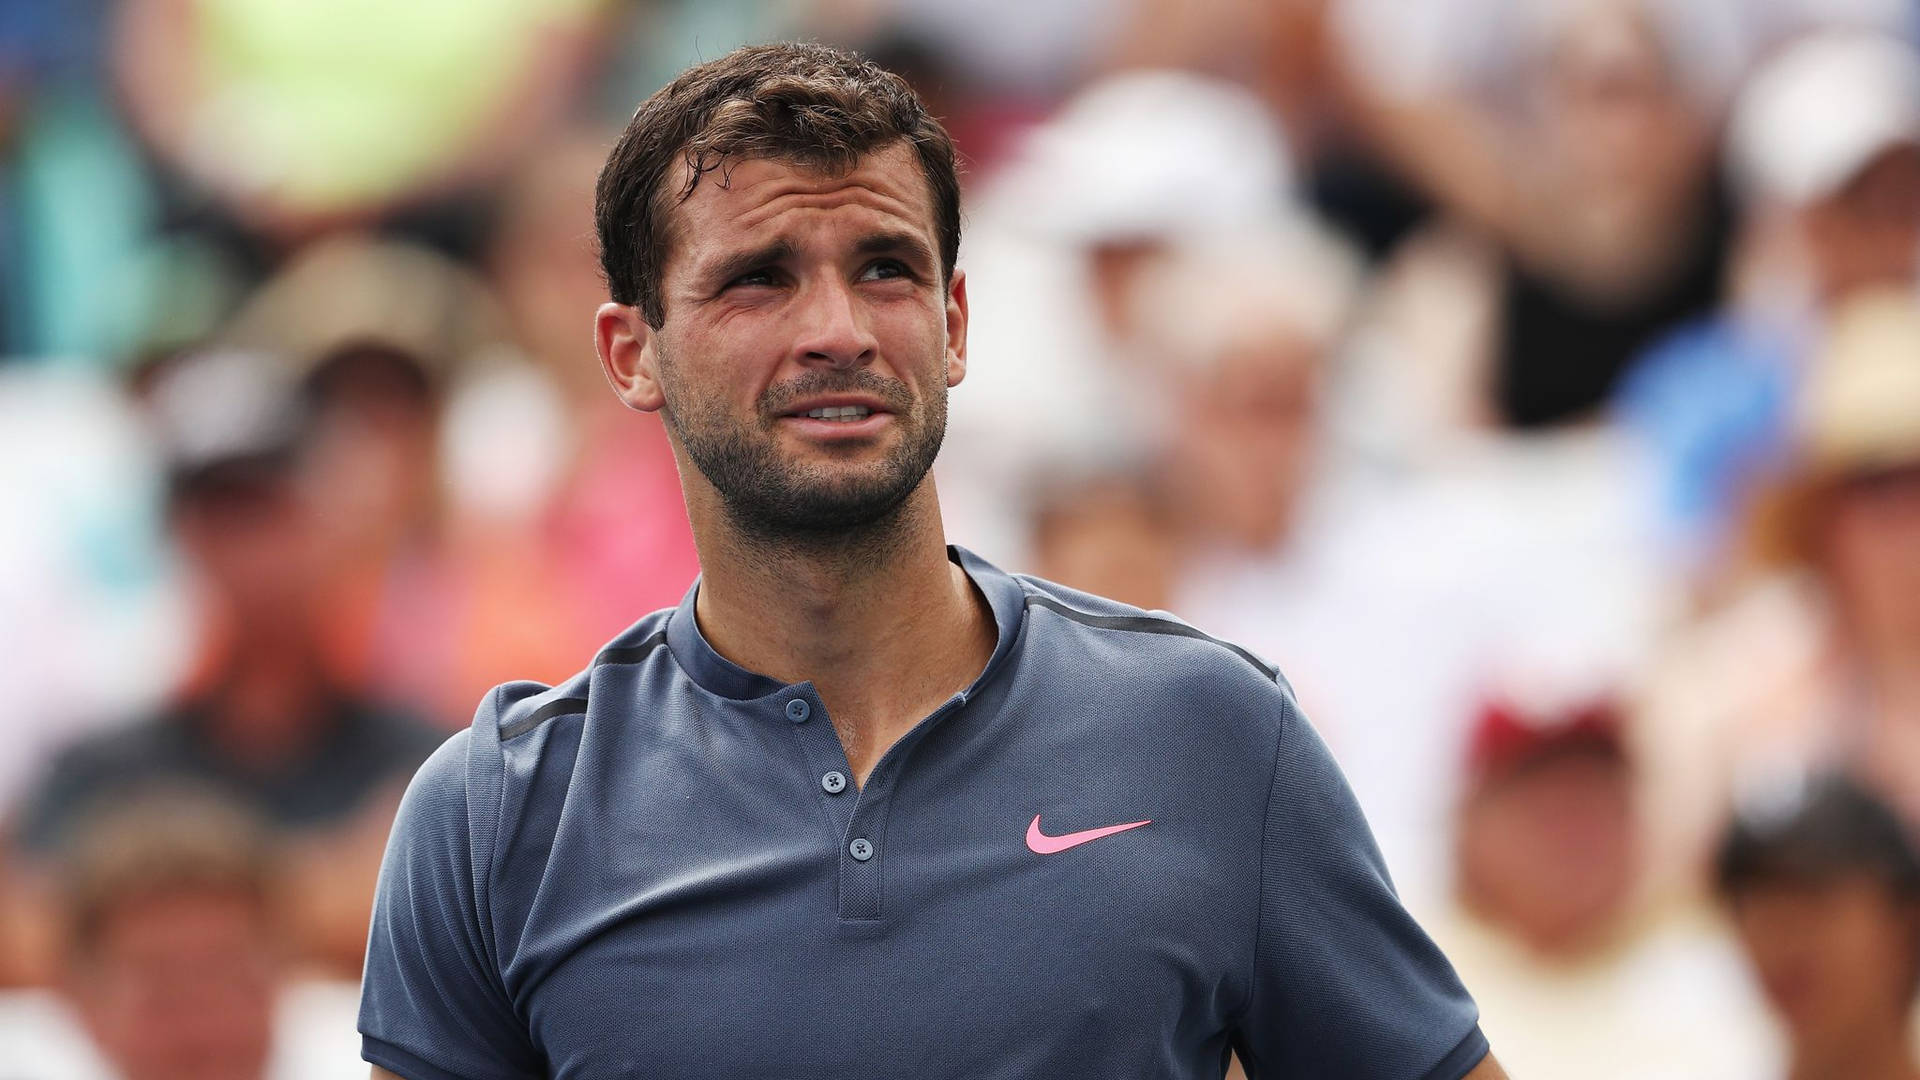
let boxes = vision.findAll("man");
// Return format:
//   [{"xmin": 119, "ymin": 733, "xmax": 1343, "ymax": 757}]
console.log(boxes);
[
  {"xmin": 11, "ymin": 347, "xmax": 444, "ymax": 979},
  {"xmin": 57, "ymin": 794, "xmax": 281, "ymax": 1080},
  {"xmin": 1717, "ymin": 774, "xmax": 1920, "ymax": 1080},
  {"xmin": 360, "ymin": 42, "xmax": 1502, "ymax": 1079}
]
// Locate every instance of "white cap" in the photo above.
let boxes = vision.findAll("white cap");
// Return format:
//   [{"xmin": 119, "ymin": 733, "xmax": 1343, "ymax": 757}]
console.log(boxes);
[
  {"xmin": 1731, "ymin": 30, "xmax": 1920, "ymax": 206},
  {"xmin": 145, "ymin": 349, "xmax": 303, "ymax": 477},
  {"xmin": 985, "ymin": 70, "xmax": 1293, "ymax": 243}
]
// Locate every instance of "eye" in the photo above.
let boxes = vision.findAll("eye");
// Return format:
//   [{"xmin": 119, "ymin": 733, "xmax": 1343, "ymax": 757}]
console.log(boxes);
[
  {"xmin": 728, "ymin": 268, "xmax": 778, "ymax": 289},
  {"xmin": 859, "ymin": 259, "xmax": 911, "ymax": 282}
]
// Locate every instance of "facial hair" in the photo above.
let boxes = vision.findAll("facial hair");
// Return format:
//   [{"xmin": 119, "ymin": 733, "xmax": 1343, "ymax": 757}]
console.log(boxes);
[{"xmin": 657, "ymin": 349, "xmax": 948, "ymax": 553}]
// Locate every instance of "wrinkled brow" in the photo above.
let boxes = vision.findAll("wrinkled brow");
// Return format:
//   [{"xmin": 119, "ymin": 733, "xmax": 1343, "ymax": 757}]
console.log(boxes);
[
  {"xmin": 854, "ymin": 230, "xmax": 936, "ymax": 271},
  {"xmin": 697, "ymin": 238, "xmax": 796, "ymax": 289}
]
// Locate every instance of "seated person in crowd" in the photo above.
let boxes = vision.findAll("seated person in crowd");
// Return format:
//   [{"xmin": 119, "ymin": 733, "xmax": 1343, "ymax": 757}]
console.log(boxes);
[
  {"xmin": 58, "ymin": 794, "xmax": 280, "ymax": 1080},
  {"xmin": 1638, "ymin": 289, "xmax": 1920, "ymax": 868},
  {"xmin": 0, "ymin": 792, "xmax": 361, "ymax": 1080},
  {"xmin": 1025, "ymin": 457, "xmax": 1177, "ymax": 614},
  {"xmin": 5, "ymin": 348, "xmax": 444, "ymax": 981},
  {"xmin": 1717, "ymin": 774, "xmax": 1920, "ymax": 1080},
  {"xmin": 1422, "ymin": 689, "xmax": 1774, "ymax": 1079}
]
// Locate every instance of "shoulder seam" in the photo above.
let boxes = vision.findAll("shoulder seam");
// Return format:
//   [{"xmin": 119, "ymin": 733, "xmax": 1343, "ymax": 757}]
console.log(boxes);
[
  {"xmin": 498, "ymin": 697, "xmax": 588, "ymax": 742},
  {"xmin": 1233, "ymin": 685, "xmax": 1294, "ymax": 1039},
  {"xmin": 494, "ymin": 630, "xmax": 669, "ymax": 743},
  {"xmin": 1022, "ymin": 594, "xmax": 1278, "ymax": 680}
]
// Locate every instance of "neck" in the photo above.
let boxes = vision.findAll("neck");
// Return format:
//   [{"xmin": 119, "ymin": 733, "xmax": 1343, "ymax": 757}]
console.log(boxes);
[
  {"xmin": 690, "ymin": 482, "xmax": 995, "ymax": 783},
  {"xmin": 1790, "ymin": 1021, "xmax": 1920, "ymax": 1080}
]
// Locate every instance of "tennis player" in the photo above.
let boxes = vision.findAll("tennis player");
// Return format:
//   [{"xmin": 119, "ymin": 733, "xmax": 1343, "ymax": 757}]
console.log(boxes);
[{"xmin": 360, "ymin": 41, "xmax": 1504, "ymax": 1080}]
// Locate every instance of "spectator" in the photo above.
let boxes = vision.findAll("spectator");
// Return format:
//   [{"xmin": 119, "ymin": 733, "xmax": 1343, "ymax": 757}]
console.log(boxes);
[
  {"xmin": 7, "ymin": 348, "xmax": 443, "ymax": 979},
  {"xmin": 1145, "ymin": 222, "xmax": 1360, "ymax": 562},
  {"xmin": 56, "ymin": 794, "xmax": 279, "ymax": 1080},
  {"xmin": 221, "ymin": 232, "xmax": 609, "ymax": 727},
  {"xmin": 1422, "ymin": 691, "xmax": 1775, "ymax": 1078},
  {"xmin": 1639, "ymin": 288, "xmax": 1920, "ymax": 871},
  {"xmin": 1149, "ymin": 222, "xmax": 1672, "ymax": 909},
  {"xmin": 1717, "ymin": 774, "xmax": 1920, "ymax": 1080},
  {"xmin": 1025, "ymin": 457, "xmax": 1177, "ymax": 612},
  {"xmin": 0, "ymin": 792, "xmax": 365, "ymax": 1079},
  {"xmin": 939, "ymin": 69, "xmax": 1296, "ymax": 565},
  {"xmin": 1345, "ymin": 0, "xmax": 1735, "ymax": 441},
  {"xmin": 481, "ymin": 135, "xmax": 701, "ymax": 653},
  {"xmin": 1618, "ymin": 28, "xmax": 1920, "ymax": 573}
]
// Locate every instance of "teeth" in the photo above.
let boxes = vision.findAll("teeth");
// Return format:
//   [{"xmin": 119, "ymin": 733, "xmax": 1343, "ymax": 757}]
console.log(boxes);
[{"xmin": 804, "ymin": 405, "xmax": 872, "ymax": 421}]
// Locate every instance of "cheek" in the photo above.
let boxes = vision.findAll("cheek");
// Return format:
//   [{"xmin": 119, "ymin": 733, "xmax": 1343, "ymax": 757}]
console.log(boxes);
[
  {"xmin": 874, "ymin": 297, "xmax": 950, "ymax": 359},
  {"xmin": 659, "ymin": 333, "xmax": 761, "ymax": 414}
]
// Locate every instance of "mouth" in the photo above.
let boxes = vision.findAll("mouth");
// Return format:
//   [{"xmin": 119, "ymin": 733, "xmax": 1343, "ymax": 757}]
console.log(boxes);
[
  {"xmin": 799, "ymin": 404, "xmax": 877, "ymax": 423},
  {"xmin": 775, "ymin": 395, "xmax": 896, "ymax": 439}
]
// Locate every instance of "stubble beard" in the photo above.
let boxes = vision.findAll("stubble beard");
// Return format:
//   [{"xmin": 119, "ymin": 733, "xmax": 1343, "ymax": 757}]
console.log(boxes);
[{"xmin": 658, "ymin": 348, "xmax": 948, "ymax": 563}]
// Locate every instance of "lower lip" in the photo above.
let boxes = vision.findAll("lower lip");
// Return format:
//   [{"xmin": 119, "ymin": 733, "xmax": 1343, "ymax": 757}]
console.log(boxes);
[{"xmin": 778, "ymin": 413, "xmax": 894, "ymax": 440}]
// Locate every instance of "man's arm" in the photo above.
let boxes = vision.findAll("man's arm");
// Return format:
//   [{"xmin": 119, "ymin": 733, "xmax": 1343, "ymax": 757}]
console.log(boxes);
[
  {"xmin": 1232, "ymin": 677, "xmax": 1491, "ymax": 1078},
  {"xmin": 1465, "ymin": 1055, "xmax": 1510, "ymax": 1078},
  {"xmin": 372, "ymin": 1069, "xmax": 403, "ymax": 1079},
  {"xmin": 358, "ymin": 725, "xmax": 545, "ymax": 1080}
]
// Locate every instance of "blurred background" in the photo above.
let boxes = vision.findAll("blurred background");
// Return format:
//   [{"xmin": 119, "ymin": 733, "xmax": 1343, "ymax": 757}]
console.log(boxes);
[{"xmin": 2, "ymin": 0, "xmax": 1920, "ymax": 1077}]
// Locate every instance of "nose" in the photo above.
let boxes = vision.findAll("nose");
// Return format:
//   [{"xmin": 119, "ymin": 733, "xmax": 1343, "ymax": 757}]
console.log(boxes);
[{"xmin": 790, "ymin": 276, "xmax": 878, "ymax": 369}]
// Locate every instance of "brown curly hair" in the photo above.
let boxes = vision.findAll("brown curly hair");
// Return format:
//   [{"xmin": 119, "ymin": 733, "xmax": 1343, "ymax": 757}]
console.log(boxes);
[{"xmin": 595, "ymin": 41, "xmax": 961, "ymax": 328}]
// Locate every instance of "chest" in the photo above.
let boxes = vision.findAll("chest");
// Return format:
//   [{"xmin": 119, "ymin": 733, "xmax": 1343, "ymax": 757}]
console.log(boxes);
[{"xmin": 504, "ymin": 751, "xmax": 1258, "ymax": 1079}]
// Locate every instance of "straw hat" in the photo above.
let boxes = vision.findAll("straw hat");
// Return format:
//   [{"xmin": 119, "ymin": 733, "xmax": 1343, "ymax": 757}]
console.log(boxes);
[{"xmin": 1746, "ymin": 288, "xmax": 1920, "ymax": 568}]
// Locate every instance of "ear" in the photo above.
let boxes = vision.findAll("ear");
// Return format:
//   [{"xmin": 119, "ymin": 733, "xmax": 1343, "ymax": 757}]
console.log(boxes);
[
  {"xmin": 596, "ymin": 303, "xmax": 665, "ymax": 412},
  {"xmin": 944, "ymin": 268, "xmax": 969, "ymax": 388}
]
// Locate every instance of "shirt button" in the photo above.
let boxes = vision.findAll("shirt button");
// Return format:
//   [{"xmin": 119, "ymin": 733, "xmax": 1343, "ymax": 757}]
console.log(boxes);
[
  {"xmin": 785, "ymin": 698, "xmax": 811, "ymax": 723},
  {"xmin": 821, "ymin": 771, "xmax": 848, "ymax": 794},
  {"xmin": 848, "ymin": 837, "xmax": 874, "ymax": 861}
]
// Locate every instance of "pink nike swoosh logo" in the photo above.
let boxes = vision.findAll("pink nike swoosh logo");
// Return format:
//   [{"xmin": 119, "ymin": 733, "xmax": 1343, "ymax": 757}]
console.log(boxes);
[{"xmin": 1025, "ymin": 814, "xmax": 1152, "ymax": 855}]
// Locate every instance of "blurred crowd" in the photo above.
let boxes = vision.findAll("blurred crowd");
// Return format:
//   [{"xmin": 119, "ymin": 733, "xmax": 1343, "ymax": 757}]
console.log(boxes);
[{"xmin": 2, "ymin": 0, "xmax": 1920, "ymax": 1077}]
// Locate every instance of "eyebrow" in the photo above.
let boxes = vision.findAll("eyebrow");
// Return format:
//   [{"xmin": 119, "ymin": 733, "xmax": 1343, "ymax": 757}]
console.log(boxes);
[
  {"xmin": 696, "ymin": 230, "xmax": 939, "ymax": 291},
  {"xmin": 699, "ymin": 238, "xmax": 795, "ymax": 290},
  {"xmin": 854, "ymin": 230, "xmax": 937, "ymax": 271}
]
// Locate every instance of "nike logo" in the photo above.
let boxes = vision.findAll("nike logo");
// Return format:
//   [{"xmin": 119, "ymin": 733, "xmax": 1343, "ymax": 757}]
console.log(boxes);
[{"xmin": 1025, "ymin": 814, "xmax": 1152, "ymax": 855}]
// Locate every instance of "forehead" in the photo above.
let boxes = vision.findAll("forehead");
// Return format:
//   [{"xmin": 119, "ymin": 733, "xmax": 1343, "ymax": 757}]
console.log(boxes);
[{"xmin": 664, "ymin": 141, "xmax": 936, "ymax": 265}]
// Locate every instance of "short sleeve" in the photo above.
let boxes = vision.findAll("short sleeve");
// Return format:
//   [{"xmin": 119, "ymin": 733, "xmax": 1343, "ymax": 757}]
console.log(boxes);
[
  {"xmin": 358, "ymin": 711, "xmax": 545, "ymax": 1080},
  {"xmin": 1231, "ymin": 685, "xmax": 1488, "ymax": 1079}
]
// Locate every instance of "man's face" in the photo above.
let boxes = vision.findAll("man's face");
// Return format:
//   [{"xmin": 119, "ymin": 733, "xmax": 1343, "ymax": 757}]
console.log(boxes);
[{"xmin": 623, "ymin": 142, "xmax": 966, "ymax": 542}]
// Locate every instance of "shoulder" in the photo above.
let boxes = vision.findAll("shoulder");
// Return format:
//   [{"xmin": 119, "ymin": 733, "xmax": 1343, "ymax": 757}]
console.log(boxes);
[
  {"xmin": 1009, "ymin": 574, "xmax": 1297, "ymax": 741},
  {"xmin": 476, "ymin": 607, "xmax": 677, "ymax": 747},
  {"xmin": 448, "ymin": 609, "xmax": 680, "ymax": 842},
  {"xmin": 1013, "ymin": 574, "xmax": 1283, "ymax": 683}
]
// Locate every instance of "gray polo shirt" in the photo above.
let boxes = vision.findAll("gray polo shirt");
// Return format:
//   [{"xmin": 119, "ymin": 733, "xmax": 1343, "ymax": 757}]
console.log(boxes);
[{"xmin": 360, "ymin": 547, "xmax": 1485, "ymax": 1079}]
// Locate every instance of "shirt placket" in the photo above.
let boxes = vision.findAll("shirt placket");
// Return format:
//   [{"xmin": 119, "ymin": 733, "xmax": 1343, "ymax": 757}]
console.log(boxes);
[{"xmin": 779, "ymin": 686, "xmax": 966, "ymax": 925}]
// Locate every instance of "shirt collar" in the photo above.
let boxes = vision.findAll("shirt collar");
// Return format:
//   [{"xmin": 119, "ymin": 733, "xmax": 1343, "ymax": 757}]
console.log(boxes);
[{"xmin": 664, "ymin": 544, "xmax": 1027, "ymax": 702}]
